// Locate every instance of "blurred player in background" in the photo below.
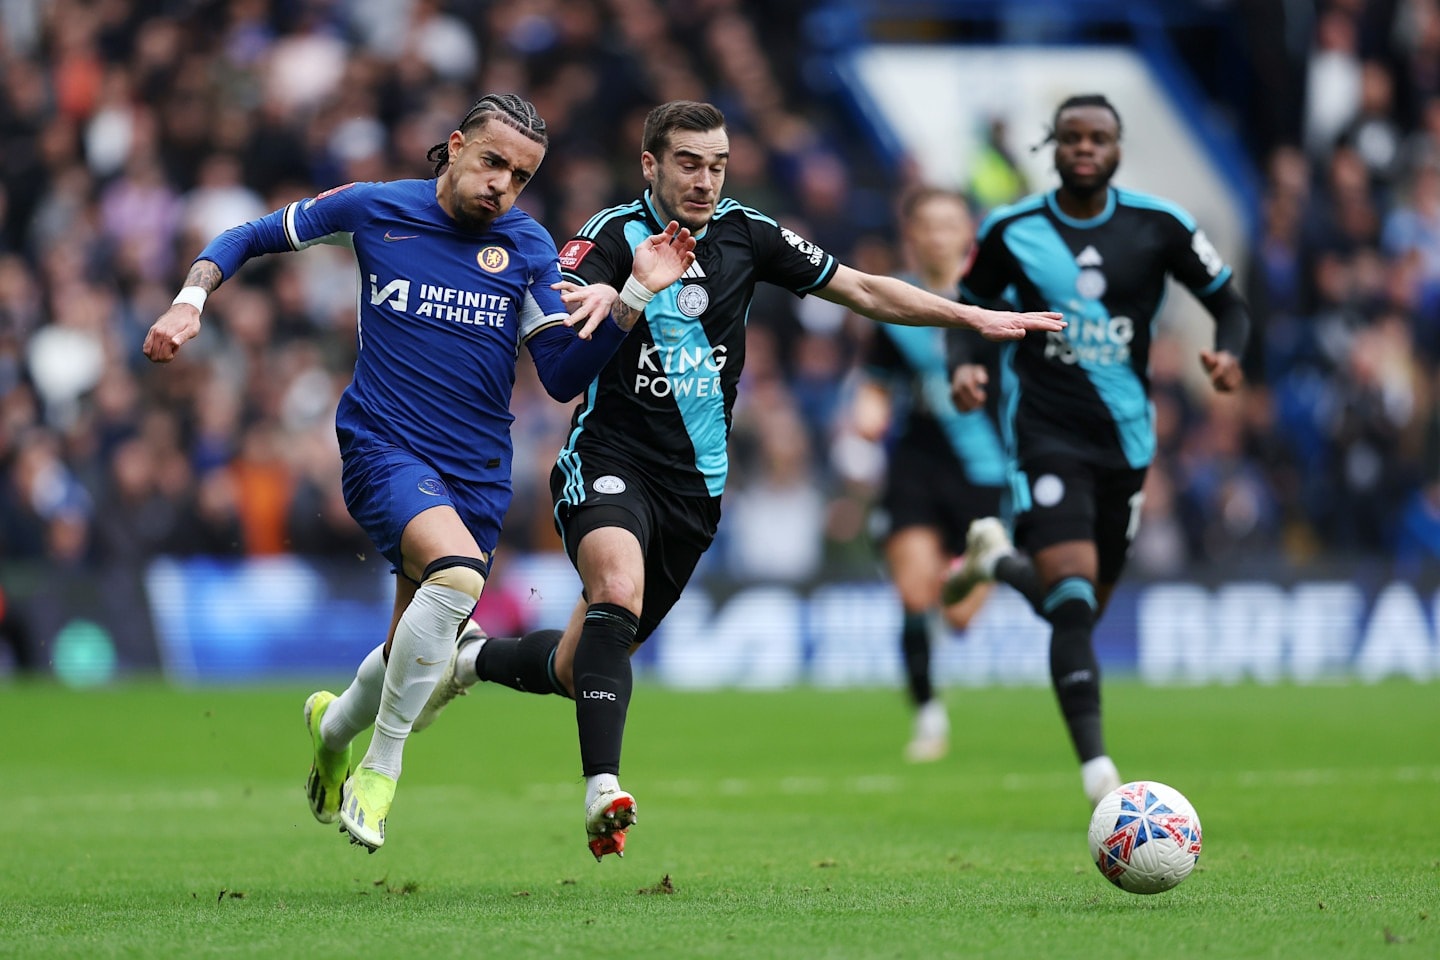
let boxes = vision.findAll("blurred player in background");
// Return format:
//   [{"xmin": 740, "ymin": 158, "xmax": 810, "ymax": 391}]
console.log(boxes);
[
  {"xmin": 143, "ymin": 94, "xmax": 696, "ymax": 852},
  {"xmin": 415, "ymin": 100, "xmax": 1066, "ymax": 861},
  {"xmin": 944, "ymin": 94, "xmax": 1251, "ymax": 807},
  {"xmin": 851, "ymin": 187, "xmax": 1006, "ymax": 762}
]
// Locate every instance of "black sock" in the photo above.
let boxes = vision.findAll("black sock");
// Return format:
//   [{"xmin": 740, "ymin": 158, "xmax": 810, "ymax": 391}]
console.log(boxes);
[
  {"xmin": 572, "ymin": 603, "xmax": 639, "ymax": 778},
  {"xmin": 900, "ymin": 611, "xmax": 933, "ymax": 706},
  {"xmin": 1044, "ymin": 580, "xmax": 1105, "ymax": 762},
  {"xmin": 475, "ymin": 629, "xmax": 567, "ymax": 696},
  {"xmin": 995, "ymin": 553, "xmax": 1045, "ymax": 613}
]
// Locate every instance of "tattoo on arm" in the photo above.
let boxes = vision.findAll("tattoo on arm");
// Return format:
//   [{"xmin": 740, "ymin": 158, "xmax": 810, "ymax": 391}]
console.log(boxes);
[
  {"xmin": 610, "ymin": 300, "xmax": 641, "ymax": 332},
  {"xmin": 184, "ymin": 260, "xmax": 224, "ymax": 294}
]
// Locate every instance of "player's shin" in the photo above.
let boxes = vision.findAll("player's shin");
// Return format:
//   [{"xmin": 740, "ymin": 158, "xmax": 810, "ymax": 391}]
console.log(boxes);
[
  {"xmin": 995, "ymin": 553, "xmax": 1046, "ymax": 614},
  {"xmin": 476, "ymin": 629, "xmax": 569, "ymax": 695},
  {"xmin": 900, "ymin": 611, "xmax": 934, "ymax": 707},
  {"xmin": 1043, "ymin": 578, "xmax": 1104, "ymax": 762},
  {"xmin": 365, "ymin": 558, "xmax": 484, "ymax": 778},
  {"xmin": 573, "ymin": 603, "xmax": 639, "ymax": 777},
  {"xmin": 573, "ymin": 602, "xmax": 641, "ymax": 858},
  {"xmin": 321, "ymin": 643, "xmax": 388, "ymax": 748}
]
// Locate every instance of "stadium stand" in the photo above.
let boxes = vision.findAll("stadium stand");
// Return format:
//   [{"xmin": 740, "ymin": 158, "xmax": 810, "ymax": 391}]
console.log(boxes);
[{"xmin": 2, "ymin": 0, "xmax": 1439, "ymax": 676}]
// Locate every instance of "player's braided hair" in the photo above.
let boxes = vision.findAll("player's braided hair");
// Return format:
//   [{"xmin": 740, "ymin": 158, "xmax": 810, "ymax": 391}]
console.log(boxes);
[
  {"xmin": 426, "ymin": 94, "xmax": 549, "ymax": 175},
  {"xmin": 1031, "ymin": 93, "xmax": 1123, "ymax": 153}
]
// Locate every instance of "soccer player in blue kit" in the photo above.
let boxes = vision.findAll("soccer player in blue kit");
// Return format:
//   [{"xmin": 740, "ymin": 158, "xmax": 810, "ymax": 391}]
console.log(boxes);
[
  {"xmin": 414, "ymin": 100, "xmax": 1067, "ymax": 860},
  {"xmin": 852, "ymin": 187, "xmax": 1007, "ymax": 763},
  {"xmin": 942, "ymin": 94, "xmax": 1251, "ymax": 808},
  {"xmin": 142, "ymin": 94, "xmax": 697, "ymax": 852}
]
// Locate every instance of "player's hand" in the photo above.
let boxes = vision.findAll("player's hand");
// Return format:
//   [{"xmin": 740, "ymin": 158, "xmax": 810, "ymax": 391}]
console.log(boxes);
[
  {"xmin": 1200, "ymin": 349, "xmax": 1243, "ymax": 392},
  {"xmin": 553, "ymin": 281, "xmax": 619, "ymax": 339},
  {"xmin": 632, "ymin": 220, "xmax": 696, "ymax": 293},
  {"xmin": 950, "ymin": 363, "xmax": 989, "ymax": 412},
  {"xmin": 142, "ymin": 305, "xmax": 201, "ymax": 362},
  {"xmin": 969, "ymin": 307, "xmax": 1065, "ymax": 341},
  {"xmin": 850, "ymin": 380, "xmax": 892, "ymax": 442}
]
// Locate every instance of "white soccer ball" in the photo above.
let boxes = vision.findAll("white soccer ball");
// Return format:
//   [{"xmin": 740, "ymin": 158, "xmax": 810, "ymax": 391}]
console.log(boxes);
[{"xmin": 1087, "ymin": 780, "xmax": 1203, "ymax": 894}]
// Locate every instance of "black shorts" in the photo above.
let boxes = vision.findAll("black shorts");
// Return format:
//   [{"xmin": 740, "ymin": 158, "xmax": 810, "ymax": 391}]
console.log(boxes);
[
  {"xmin": 550, "ymin": 456, "xmax": 721, "ymax": 643},
  {"xmin": 875, "ymin": 441, "xmax": 1003, "ymax": 556},
  {"xmin": 1011, "ymin": 453, "xmax": 1146, "ymax": 585}
]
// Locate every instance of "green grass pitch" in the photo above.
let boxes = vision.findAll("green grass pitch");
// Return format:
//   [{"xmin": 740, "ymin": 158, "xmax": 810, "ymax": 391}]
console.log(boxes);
[{"xmin": 2, "ymin": 678, "xmax": 1435, "ymax": 958}]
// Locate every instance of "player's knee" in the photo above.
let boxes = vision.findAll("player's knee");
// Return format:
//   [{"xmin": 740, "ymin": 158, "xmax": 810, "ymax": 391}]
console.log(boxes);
[
  {"xmin": 896, "ymin": 576, "xmax": 939, "ymax": 612},
  {"xmin": 1042, "ymin": 577, "xmax": 1097, "ymax": 630},
  {"xmin": 584, "ymin": 569, "xmax": 642, "ymax": 610},
  {"xmin": 422, "ymin": 555, "xmax": 487, "ymax": 601}
]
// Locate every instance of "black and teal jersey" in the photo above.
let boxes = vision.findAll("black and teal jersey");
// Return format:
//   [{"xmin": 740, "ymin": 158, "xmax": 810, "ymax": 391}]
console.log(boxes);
[
  {"xmin": 963, "ymin": 186, "xmax": 1233, "ymax": 470},
  {"xmin": 865, "ymin": 277, "xmax": 1006, "ymax": 488},
  {"xmin": 555, "ymin": 190, "xmax": 838, "ymax": 498}
]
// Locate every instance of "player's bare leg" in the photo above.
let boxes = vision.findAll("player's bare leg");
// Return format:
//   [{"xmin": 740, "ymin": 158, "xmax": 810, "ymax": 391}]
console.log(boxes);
[{"xmin": 886, "ymin": 526, "xmax": 951, "ymax": 762}]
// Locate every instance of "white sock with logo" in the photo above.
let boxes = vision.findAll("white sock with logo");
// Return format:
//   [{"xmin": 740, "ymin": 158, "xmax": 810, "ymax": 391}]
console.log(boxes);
[{"xmin": 362, "ymin": 581, "xmax": 475, "ymax": 779}]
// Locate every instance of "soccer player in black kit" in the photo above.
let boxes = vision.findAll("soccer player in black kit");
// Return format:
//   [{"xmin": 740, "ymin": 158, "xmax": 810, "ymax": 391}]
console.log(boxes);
[
  {"xmin": 414, "ymin": 100, "xmax": 1066, "ymax": 859},
  {"xmin": 942, "ymin": 94, "xmax": 1251, "ymax": 808}
]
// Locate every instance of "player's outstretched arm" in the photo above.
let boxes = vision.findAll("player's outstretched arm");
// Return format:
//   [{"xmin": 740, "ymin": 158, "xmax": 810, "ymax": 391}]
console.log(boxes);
[
  {"xmin": 960, "ymin": 304, "xmax": 1067, "ymax": 341},
  {"xmin": 143, "ymin": 260, "xmax": 224, "ymax": 363},
  {"xmin": 816, "ymin": 265, "xmax": 1064, "ymax": 340},
  {"xmin": 144, "ymin": 197, "xmax": 314, "ymax": 361},
  {"xmin": 553, "ymin": 221, "xmax": 695, "ymax": 340}
]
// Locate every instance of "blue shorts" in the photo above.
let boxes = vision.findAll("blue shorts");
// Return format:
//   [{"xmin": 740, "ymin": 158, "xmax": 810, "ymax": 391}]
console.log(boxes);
[{"xmin": 340, "ymin": 441, "xmax": 508, "ymax": 572}]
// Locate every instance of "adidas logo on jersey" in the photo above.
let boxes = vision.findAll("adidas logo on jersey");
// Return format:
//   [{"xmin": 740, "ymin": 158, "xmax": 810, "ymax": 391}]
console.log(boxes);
[
  {"xmin": 1075, "ymin": 245, "xmax": 1104, "ymax": 267},
  {"xmin": 680, "ymin": 261, "xmax": 706, "ymax": 280}
]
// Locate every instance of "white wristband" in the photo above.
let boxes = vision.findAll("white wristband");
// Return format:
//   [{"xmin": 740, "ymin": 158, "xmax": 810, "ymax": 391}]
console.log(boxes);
[
  {"xmin": 172, "ymin": 286, "xmax": 208, "ymax": 313},
  {"xmin": 618, "ymin": 274, "xmax": 656, "ymax": 313}
]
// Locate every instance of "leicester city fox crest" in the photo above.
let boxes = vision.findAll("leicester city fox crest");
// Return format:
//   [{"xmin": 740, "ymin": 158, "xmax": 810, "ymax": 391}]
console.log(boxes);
[{"xmin": 676, "ymin": 284, "xmax": 709, "ymax": 317}]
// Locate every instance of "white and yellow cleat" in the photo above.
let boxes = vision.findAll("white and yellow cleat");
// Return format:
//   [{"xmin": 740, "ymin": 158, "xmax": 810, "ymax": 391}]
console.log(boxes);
[
  {"xmin": 303, "ymin": 691, "xmax": 351, "ymax": 824},
  {"xmin": 339, "ymin": 767, "xmax": 396, "ymax": 853},
  {"xmin": 412, "ymin": 621, "xmax": 488, "ymax": 734}
]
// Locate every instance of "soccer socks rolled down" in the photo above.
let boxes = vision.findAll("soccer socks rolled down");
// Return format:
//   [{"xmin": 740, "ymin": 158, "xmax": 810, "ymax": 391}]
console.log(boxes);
[
  {"xmin": 1043, "ymin": 577, "xmax": 1106, "ymax": 763},
  {"xmin": 363, "ymin": 579, "xmax": 477, "ymax": 779},
  {"xmin": 994, "ymin": 553, "xmax": 1046, "ymax": 614},
  {"xmin": 475, "ymin": 629, "xmax": 568, "ymax": 695},
  {"xmin": 320, "ymin": 642, "xmax": 388, "ymax": 751},
  {"xmin": 573, "ymin": 603, "xmax": 640, "ymax": 778},
  {"xmin": 900, "ymin": 611, "xmax": 934, "ymax": 707}
]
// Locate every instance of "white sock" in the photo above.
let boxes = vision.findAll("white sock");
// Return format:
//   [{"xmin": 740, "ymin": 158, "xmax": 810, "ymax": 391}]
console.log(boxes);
[
  {"xmin": 361, "ymin": 581, "xmax": 475, "ymax": 779},
  {"xmin": 320, "ymin": 643, "xmax": 387, "ymax": 751},
  {"xmin": 454, "ymin": 631, "xmax": 486, "ymax": 686},
  {"xmin": 915, "ymin": 699, "xmax": 949, "ymax": 740},
  {"xmin": 585, "ymin": 772, "xmax": 621, "ymax": 809},
  {"xmin": 1081, "ymin": 755, "xmax": 1122, "ymax": 802},
  {"xmin": 976, "ymin": 545, "xmax": 1013, "ymax": 580}
]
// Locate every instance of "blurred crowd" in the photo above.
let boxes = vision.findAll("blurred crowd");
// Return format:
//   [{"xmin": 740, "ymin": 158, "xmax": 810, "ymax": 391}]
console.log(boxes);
[{"xmin": 3, "ymin": 0, "xmax": 1440, "ymax": 591}]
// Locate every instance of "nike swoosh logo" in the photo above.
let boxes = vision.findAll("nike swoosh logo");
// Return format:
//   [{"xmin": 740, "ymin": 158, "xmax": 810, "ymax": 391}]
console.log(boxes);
[
  {"xmin": 416, "ymin": 657, "xmax": 446, "ymax": 666},
  {"xmin": 384, "ymin": 231, "xmax": 420, "ymax": 242}
]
